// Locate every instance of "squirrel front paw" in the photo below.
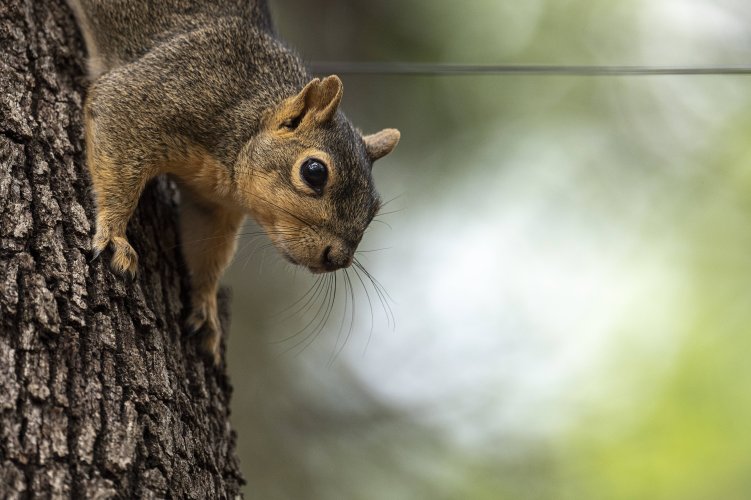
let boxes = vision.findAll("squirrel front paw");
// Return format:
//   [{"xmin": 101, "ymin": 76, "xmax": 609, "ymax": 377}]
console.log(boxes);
[
  {"xmin": 186, "ymin": 299, "xmax": 222, "ymax": 365},
  {"xmin": 92, "ymin": 230, "xmax": 139, "ymax": 277},
  {"xmin": 110, "ymin": 237, "xmax": 139, "ymax": 276}
]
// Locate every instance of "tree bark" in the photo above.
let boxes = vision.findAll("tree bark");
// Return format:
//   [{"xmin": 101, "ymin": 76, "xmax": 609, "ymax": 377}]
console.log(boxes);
[{"xmin": 0, "ymin": 1, "xmax": 242, "ymax": 497}]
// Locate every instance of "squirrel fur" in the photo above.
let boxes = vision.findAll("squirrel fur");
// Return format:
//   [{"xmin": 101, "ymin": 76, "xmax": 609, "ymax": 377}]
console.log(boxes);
[{"xmin": 68, "ymin": 0, "xmax": 400, "ymax": 363}]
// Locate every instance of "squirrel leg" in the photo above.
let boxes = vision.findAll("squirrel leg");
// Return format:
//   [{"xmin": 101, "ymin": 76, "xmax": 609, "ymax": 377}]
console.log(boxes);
[
  {"xmin": 88, "ymin": 158, "xmax": 153, "ymax": 277},
  {"xmin": 179, "ymin": 188, "xmax": 244, "ymax": 364},
  {"xmin": 84, "ymin": 101, "xmax": 155, "ymax": 277}
]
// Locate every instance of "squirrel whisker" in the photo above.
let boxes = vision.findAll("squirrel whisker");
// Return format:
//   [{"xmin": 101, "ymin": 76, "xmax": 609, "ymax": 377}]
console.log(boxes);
[
  {"xmin": 350, "ymin": 265, "xmax": 377, "ymax": 357},
  {"xmin": 276, "ymin": 274, "xmax": 336, "ymax": 355},
  {"xmin": 354, "ymin": 259, "xmax": 395, "ymax": 331},
  {"xmin": 295, "ymin": 273, "xmax": 339, "ymax": 356},
  {"xmin": 328, "ymin": 267, "xmax": 357, "ymax": 366},
  {"xmin": 270, "ymin": 275, "xmax": 327, "ymax": 320}
]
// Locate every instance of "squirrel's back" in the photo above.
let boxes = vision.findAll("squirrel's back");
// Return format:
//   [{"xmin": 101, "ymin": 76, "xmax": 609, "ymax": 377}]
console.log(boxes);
[{"xmin": 68, "ymin": 0, "xmax": 274, "ymax": 77}]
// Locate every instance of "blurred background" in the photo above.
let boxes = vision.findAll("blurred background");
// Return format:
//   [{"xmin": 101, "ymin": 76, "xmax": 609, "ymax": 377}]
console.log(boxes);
[{"xmin": 224, "ymin": 1, "xmax": 751, "ymax": 498}]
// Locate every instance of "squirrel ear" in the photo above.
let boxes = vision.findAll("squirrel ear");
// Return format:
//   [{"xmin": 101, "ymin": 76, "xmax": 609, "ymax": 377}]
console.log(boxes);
[
  {"xmin": 309, "ymin": 75, "xmax": 343, "ymax": 122},
  {"xmin": 277, "ymin": 75, "xmax": 343, "ymax": 128},
  {"xmin": 363, "ymin": 128, "xmax": 401, "ymax": 162}
]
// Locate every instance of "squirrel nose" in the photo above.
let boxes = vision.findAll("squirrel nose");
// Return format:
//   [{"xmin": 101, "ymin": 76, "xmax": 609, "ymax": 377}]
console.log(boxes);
[{"xmin": 322, "ymin": 244, "xmax": 353, "ymax": 271}]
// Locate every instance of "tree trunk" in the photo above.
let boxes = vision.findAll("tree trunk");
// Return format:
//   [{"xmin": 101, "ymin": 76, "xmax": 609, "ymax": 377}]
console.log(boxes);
[{"xmin": 0, "ymin": 1, "xmax": 243, "ymax": 497}]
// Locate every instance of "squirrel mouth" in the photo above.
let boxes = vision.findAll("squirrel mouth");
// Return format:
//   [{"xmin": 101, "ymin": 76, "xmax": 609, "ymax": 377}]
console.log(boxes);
[
  {"xmin": 278, "ymin": 249, "xmax": 328, "ymax": 274},
  {"xmin": 279, "ymin": 249, "xmax": 299, "ymax": 265}
]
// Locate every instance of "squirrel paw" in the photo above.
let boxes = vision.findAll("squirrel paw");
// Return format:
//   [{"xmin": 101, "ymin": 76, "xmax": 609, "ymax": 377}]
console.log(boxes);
[
  {"xmin": 92, "ymin": 231, "xmax": 139, "ymax": 278},
  {"xmin": 110, "ymin": 237, "xmax": 139, "ymax": 277},
  {"xmin": 186, "ymin": 302, "xmax": 222, "ymax": 365}
]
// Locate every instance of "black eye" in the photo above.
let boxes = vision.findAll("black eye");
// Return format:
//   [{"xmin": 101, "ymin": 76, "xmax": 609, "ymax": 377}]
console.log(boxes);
[{"xmin": 300, "ymin": 158, "xmax": 328, "ymax": 194}]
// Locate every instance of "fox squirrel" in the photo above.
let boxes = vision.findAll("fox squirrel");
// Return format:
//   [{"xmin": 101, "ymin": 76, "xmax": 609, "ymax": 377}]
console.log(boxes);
[{"xmin": 68, "ymin": 0, "xmax": 400, "ymax": 363}]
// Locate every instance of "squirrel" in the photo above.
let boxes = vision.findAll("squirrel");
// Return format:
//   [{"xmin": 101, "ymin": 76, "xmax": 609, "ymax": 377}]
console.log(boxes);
[{"xmin": 67, "ymin": 0, "xmax": 400, "ymax": 363}]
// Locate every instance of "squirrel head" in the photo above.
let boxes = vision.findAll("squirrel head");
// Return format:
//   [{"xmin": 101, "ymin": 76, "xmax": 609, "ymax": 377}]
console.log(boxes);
[{"xmin": 237, "ymin": 75, "xmax": 400, "ymax": 273}]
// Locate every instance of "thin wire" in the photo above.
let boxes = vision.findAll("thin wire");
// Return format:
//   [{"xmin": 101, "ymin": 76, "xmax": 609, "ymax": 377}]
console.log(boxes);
[{"xmin": 309, "ymin": 62, "xmax": 751, "ymax": 77}]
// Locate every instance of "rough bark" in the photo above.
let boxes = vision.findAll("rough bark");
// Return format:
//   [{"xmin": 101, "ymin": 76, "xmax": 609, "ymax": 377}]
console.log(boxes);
[{"xmin": 0, "ymin": 1, "xmax": 242, "ymax": 497}]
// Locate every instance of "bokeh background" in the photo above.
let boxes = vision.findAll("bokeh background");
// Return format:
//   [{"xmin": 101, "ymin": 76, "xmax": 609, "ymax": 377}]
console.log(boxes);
[{"xmin": 225, "ymin": 1, "xmax": 751, "ymax": 498}]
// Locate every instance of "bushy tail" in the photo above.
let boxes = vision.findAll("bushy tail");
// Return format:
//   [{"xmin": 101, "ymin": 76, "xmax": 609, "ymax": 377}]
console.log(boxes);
[{"xmin": 65, "ymin": 0, "xmax": 106, "ymax": 78}]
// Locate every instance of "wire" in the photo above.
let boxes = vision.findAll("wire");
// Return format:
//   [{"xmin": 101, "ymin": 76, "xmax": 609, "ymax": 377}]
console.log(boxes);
[{"xmin": 309, "ymin": 62, "xmax": 751, "ymax": 77}]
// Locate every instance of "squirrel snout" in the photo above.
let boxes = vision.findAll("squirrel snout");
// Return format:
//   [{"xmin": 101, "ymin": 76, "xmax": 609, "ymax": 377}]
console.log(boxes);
[{"xmin": 322, "ymin": 244, "xmax": 353, "ymax": 272}]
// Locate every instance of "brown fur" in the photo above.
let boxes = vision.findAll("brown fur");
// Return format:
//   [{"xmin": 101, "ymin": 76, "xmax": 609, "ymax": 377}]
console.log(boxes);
[{"xmin": 72, "ymin": 0, "xmax": 400, "ymax": 363}]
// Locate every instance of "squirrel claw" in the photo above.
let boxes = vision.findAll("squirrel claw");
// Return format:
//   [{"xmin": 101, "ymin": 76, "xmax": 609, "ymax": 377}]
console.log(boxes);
[{"xmin": 90, "ymin": 247, "xmax": 102, "ymax": 263}]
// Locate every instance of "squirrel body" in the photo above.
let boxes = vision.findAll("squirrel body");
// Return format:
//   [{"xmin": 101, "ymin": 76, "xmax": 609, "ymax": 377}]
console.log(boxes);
[{"xmin": 69, "ymin": 0, "xmax": 400, "ymax": 362}]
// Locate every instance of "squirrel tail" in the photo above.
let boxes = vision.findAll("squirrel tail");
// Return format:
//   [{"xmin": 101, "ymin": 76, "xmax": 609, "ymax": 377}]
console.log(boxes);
[{"xmin": 65, "ymin": 0, "xmax": 107, "ymax": 78}]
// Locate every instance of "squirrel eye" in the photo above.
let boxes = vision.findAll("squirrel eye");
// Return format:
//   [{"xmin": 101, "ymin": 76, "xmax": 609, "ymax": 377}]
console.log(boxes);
[{"xmin": 300, "ymin": 158, "xmax": 328, "ymax": 194}]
